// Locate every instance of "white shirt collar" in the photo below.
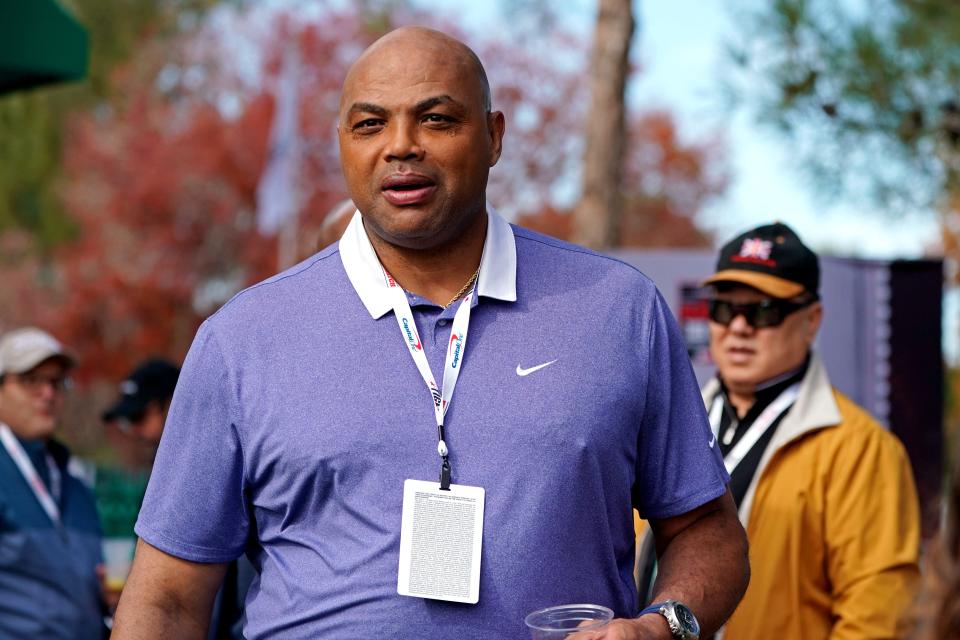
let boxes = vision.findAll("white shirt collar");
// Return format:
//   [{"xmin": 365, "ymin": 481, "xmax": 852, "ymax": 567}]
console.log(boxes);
[{"xmin": 339, "ymin": 203, "xmax": 518, "ymax": 319}]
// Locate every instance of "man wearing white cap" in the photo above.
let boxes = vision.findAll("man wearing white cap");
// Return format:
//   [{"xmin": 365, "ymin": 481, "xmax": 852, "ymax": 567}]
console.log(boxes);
[{"xmin": 0, "ymin": 327, "xmax": 106, "ymax": 639}]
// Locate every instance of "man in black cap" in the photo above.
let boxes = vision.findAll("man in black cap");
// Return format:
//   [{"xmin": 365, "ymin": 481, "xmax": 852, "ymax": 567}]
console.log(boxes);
[
  {"xmin": 100, "ymin": 359, "xmax": 180, "ymax": 614},
  {"xmin": 103, "ymin": 358, "xmax": 251, "ymax": 640},
  {"xmin": 700, "ymin": 222, "xmax": 920, "ymax": 638},
  {"xmin": 103, "ymin": 359, "xmax": 179, "ymax": 462}
]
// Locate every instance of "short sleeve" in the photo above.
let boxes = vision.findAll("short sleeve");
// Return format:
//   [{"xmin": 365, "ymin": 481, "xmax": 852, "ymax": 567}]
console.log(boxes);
[
  {"xmin": 134, "ymin": 321, "xmax": 249, "ymax": 562},
  {"xmin": 633, "ymin": 290, "xmax": 729, "ymax": 520}
]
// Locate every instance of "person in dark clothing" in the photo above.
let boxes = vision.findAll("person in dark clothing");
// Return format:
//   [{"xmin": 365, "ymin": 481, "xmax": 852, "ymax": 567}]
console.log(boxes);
[
  {"xmin": 103, "ymin": 358, "xmax": 253, "ymax": 640},
  {"xmin": 103, "ymin": 358, "xmax": 180, "ymax": 467}
]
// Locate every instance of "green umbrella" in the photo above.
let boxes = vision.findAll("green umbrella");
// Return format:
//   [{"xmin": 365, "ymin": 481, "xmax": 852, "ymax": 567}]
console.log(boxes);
[{"xmin": 0, "ymin": 0, "xmax": 88, "ymax": 94}]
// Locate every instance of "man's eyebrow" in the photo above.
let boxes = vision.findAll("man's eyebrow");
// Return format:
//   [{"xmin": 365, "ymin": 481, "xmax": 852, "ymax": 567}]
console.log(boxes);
[
  {"xmin": 347, "ymin": 102, "xmax": 388, "ymax": 117},
  {"xmin": 415, "ymin": 95, "xmax": 466, "ymax": 113}
]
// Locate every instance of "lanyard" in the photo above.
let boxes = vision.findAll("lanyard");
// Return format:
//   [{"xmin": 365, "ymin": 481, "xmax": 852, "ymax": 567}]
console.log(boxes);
[
  {"xmin": 383, "ymin": 268, "xmax": 475, "ymax": 490},
  {"xmin": 709, "ymin": 382, "xmax": 800, "ymax": 474},
  {"xmin": 0, "ymin": 423, "xmax": 61, "ymax": 525}
]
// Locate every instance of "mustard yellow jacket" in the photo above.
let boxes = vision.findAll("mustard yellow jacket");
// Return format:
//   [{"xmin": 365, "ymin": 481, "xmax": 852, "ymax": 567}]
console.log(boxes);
[{"xmin": 702, "ymin": 356, "xmax": 921, "ymax": 639}]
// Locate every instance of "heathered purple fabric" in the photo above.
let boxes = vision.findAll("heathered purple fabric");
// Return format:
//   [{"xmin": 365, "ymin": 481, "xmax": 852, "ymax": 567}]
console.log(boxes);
[{"xmin": 136, "ymin": 225, "xmax": 728, "ymax": 640}]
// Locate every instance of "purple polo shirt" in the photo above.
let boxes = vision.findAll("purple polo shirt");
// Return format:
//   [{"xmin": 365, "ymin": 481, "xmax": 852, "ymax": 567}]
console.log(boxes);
[{"xmin": 136, "ymin": 208, "xmax": 728, "ymax": 639}]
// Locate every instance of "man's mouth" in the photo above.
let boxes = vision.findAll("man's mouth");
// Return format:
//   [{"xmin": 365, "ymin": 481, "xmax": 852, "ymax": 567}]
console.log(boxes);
[
  {"xmin": 381, "ymin": 173, "xmax": 437, "ymax": 206},
  {"xmin": 726, "ymin": 346, "xmax": 755, "ymax": 363}
]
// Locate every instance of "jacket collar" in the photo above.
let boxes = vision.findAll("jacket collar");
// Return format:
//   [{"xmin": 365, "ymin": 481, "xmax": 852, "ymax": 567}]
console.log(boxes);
[
  {"xmin": 703, "ymin": 353, "xmax": 840, "ymax": 446},
  {"xmin": 339, "ymin": 203, "xmax": 518, "ymax": 319},
  {"xmin": 704, "ymin": 353, "xmax": 841, "ymax": 526},
  {"xmin": 765, "ymin": 353, "xmax": 841, "ymax": 450}
]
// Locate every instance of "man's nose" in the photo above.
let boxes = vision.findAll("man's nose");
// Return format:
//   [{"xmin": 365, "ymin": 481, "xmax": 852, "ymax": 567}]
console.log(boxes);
[
  {"xmin": 35, "ymin": 382, "xmax": 58, "ymax": 402},
  {"xmin": 728, "ymin": 313, "xmax": 753, "ymax": 334},
  {"xmin": 384, "ymin": 120, "xmax": 424, "ymax": 162}
]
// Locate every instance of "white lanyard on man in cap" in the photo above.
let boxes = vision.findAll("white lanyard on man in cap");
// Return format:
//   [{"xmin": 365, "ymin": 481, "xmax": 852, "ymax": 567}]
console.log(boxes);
[
  {"xmin": 381, "ymin": 266, "xmax": 474, "ymax": 490},
  {"xmin": 0, "ymin": 422, "xmax": 61, "ymax": 525},
  {"xmin": 708, "ymin": 382, "xmax": 800, "ymax": 474}
]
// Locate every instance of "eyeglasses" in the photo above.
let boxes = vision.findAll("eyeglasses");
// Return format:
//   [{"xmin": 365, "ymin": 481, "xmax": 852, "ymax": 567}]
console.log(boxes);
[
  {"xmin": 708, "ymin": 298, "xmax": 814, "ymax": 329},
  {"xmin": 8, "ymin": 371, "xmax": 73, "ymax": 394}
]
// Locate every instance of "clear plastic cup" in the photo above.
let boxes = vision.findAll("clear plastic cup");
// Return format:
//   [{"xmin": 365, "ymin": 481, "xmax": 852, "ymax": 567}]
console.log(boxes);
[{"xmin": 524, "ymin": 603, "xmax": 614, "ymax": 639}]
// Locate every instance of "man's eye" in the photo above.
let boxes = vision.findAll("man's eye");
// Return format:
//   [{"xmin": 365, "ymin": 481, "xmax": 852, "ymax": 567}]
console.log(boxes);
[
  {"xmin": 352, "ymin": 119, "xmax": 384, "ymax": 131},
  {"xmin": 422, "ymin": 114, "xmax": 454, "ymax": 125}
]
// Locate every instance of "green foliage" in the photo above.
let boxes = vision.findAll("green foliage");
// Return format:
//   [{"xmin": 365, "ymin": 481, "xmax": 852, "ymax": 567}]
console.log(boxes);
[
  {"xmin": 0, "ymin": 89, "xmax": 74, "ymax": 251},
  {"xmin": 727, "ymin": 0, "xmax": 960, "ymax": 211},
  {"xmin": 73, "ymin": 0, "xmax": 188, "ymax": 97},
  {"xmin": 95, "ymin": 465, "xmax": 150, "ymax": 538},
  {"xmin": 0, "ymin": 0, "xmax": 216, "ymax": 253}
]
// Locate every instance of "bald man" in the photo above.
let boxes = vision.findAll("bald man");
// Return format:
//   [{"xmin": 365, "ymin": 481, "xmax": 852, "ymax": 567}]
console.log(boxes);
[{"xmin": 113, "ymin": 28, "xmax": 748, "ymax": 640}]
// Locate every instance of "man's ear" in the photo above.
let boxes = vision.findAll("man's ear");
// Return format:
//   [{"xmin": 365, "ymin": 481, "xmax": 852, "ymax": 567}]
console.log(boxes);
[{"xmin": 487, "ymin": 111, "xmax": 505, "ymax": 167}]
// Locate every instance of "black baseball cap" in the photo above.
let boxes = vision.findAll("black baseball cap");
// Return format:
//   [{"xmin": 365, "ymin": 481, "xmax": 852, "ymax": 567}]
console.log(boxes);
[
  {"xmin": 702, "ymin": 222, "xmax": 819, "ymax": 299},
  {"xmin": 102, "ymin": 359, "xmax": 180, "ymax": 422}
]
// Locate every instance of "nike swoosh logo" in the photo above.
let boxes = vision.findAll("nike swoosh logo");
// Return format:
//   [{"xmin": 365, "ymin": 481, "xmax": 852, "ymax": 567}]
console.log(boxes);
[
  {"xmin": 708, "ymin": 434, "xmax": 716, "ymax": 448},
  {"xmin": 516, "ymin": 360, "xmax": 558, "ymax": 377}
]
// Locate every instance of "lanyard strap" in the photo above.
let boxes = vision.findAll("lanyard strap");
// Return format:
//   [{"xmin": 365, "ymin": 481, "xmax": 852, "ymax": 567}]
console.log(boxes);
[
  {"xmin": 383, "ymin": 268, "xmax": 475, "ymax": 489},
  {"xmin": 0, "ymin": 423, "xmax": 61, "ymax": 524},
  {"xmin": 709, "ymin": 382, "xmax": 801, "ymax": 474}
]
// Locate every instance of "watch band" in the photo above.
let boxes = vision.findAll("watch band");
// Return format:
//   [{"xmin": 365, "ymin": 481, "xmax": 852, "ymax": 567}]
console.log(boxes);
[
  {"xmin": 637, "ymin": 600, "xmax": 700, "ymax": 640},
  {"xmin": 637, "ymin": 602, "xmax": 664, "ymax": 618}
]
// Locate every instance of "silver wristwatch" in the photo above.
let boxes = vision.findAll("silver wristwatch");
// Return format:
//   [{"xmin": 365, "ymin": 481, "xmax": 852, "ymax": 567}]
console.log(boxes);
[{"xmin": 638, "ymin": 599, "xmax": 700, "ymax": 640}]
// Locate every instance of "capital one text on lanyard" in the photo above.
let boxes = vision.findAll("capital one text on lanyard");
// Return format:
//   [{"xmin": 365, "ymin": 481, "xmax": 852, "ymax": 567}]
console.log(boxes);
[
  {"xmin": 0, "ymin": 423, "xmax": 62, "ymax": 526},
  {"xmin": 382, "ymin": 268, "xmax": 474, "ymax": 490}
]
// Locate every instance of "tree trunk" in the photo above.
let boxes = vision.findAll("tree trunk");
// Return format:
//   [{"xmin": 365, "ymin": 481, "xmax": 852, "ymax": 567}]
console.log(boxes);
[{"xmin": 572, "ymin": 0, "xmax": 635, "ymax": 249}]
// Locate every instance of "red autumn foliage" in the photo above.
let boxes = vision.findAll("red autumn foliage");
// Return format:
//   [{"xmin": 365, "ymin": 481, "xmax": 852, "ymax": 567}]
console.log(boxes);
[
  {"xmin": 0, "ymin": 4, "xmax": 727, "ymax": 418},
  {"xmin": 519, "ymin": 110, "xmax": 725, "ymax": 248}
]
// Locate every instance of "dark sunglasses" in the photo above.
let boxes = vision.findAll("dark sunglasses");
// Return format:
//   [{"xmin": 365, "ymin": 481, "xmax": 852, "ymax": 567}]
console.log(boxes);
[{"xmin": 708, "ymin": 298, "xmax": 814, "ymax": 329}]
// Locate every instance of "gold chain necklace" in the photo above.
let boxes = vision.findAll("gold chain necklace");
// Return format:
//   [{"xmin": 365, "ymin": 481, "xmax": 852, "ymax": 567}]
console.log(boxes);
[{"xmin": 443, "ymin": 269, "xmax": 480, "ymax": 308}]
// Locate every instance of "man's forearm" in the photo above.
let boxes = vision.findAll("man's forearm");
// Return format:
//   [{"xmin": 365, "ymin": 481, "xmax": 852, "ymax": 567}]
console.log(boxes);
[
  {"xmin": 649, "ymin": 494, "xmax": 749, "ymax": 636},
  {"xmin": 110, "ymin": 539, "xmax": 227, "ymax": 640},
  {"xmin": 112, "ymin": 597, "xmax": 212, "ymax": 640}
]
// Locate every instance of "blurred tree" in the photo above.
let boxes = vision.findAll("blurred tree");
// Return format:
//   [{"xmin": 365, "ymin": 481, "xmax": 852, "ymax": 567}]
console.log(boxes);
[
  {"xmin": 572, "ymin": 0, "xmax": 635, "ymax": 249},
  {"xmin": 5, "ymin": 1, "xmax": 727, "ymax": 365},
  {"xmin": 518, "ymin": 110, "xmax": 724, "ymax": 248},
  {"xmin": 495, "ymin": 0, "xmax": 723, "ymax": 248},
  {"xmin": 617, "ymin": 111, "xmax": 724, "ymax": 247},
  {"xmin": 726, "ymin": 0, "xmax": 960, "ymax": 280},
  {"xmin": 0, "ymin": 89, "xmax": 71, "ymax": 251},
  {"xmin": 0, "ymin": 0, "xmax": 216, "ymax": 253},
  {"xmin": 3, "ymin": 9, "xmax": 365, "ymax": 382},
  {"xmin": 481, "ymin": 29, "xmax": 596, "ymax": 221},
  {"xmin": 1, "ymin": 1, "xmax": 727, "ymax": 452},
  {"xmin": 0, "ymin": 3, "xmax": 550, "ymax": 379}
]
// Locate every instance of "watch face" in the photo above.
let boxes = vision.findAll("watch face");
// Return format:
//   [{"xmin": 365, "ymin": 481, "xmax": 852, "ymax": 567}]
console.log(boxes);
[{"xmin": 675, "ymin": 603, "xmax": 700, "ymax": 634}]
